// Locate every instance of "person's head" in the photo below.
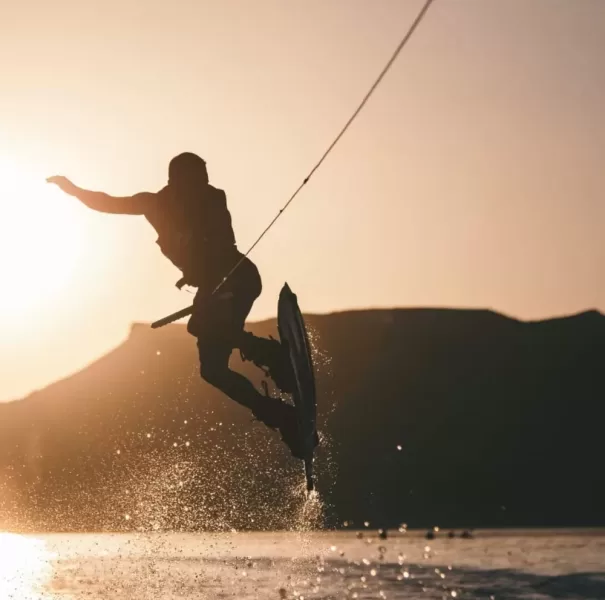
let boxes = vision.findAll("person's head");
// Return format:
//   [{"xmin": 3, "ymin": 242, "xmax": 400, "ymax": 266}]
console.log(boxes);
[{"xmin": 168, "ymin": 152, "xmax": 208, "ymax": 192}]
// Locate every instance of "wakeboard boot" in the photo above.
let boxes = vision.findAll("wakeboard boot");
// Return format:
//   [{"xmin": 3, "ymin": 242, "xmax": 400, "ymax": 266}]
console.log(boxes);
[
  {"xmin": 252, "ymin": 394, "xmax": 304, "ymax": 459},
  {"xmin": 240, "ymin": 333, "xmax": 296, "ymax": 394}
]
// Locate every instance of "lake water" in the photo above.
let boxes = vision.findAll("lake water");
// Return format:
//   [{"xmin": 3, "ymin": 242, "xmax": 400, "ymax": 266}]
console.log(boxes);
[{"xmin": 1, "ymin": 528, "xmax": 604, "ymax": 599}]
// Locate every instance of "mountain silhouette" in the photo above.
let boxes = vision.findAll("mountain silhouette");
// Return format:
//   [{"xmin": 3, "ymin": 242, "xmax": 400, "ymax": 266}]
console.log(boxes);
[{"xmin": 1, "ymin": 307, "xmax": 604, "ymax": 532}]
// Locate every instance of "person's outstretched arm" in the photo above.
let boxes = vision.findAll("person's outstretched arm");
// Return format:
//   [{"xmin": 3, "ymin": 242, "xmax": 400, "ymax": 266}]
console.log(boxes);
[{"xmin": 47, "ymin": 176, "xmax": 154, "ymax": 215}]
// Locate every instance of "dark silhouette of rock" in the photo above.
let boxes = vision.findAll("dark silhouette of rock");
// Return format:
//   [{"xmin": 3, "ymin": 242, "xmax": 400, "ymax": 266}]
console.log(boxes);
[{"xmin": 1, "ymin": 307, "xmax": 604, "ymax": 532}]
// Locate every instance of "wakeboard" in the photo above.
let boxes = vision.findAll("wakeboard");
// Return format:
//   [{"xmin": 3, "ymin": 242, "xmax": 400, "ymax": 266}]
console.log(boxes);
[{"xmin": 277, "ymin": 283, "xmax": 318, "ymax": 491}]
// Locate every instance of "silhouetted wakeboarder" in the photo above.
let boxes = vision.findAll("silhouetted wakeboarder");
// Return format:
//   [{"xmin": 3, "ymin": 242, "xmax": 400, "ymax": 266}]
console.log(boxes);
[{"xmin": 48, "ymin": 153, "xmax": 318, "ymax": 469}]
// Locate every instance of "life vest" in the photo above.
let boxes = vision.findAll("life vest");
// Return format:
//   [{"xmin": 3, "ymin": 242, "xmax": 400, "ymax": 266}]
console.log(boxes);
[{"xmin": 144, "ymin": 184, "xmax": 240, "ymax": 288}]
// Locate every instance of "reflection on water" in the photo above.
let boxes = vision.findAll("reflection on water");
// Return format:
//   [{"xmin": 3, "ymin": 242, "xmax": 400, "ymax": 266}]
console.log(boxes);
[
  {"xmin": 0, "ymin": 533, "xmax": 54, "ymax": 600},
  {"xmin": 0, "ymin": 531, "xmax": 602, "ymax": 599}
]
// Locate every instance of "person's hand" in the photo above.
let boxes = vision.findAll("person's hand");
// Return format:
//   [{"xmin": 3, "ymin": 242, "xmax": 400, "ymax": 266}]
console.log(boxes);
[{"xmin": 46, "ymin": 175, "xmax": 78, "ymax": 196}]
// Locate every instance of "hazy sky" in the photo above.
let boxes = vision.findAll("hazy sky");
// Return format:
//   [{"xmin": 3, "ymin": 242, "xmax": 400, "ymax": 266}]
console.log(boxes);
[{"xmin": 0, "ymin": 0, "xmax": 604, "ymax": 401}]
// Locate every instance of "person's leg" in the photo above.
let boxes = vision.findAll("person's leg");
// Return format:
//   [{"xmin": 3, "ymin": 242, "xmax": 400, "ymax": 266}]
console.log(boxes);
[
  {"xmin": 194, "ymin": 315, "xmax": 303, "ymax": 458},
  {"xmin": 188, "ymin": 287, "xmax": 264, "ymax": 412},
  {"xmin": 197, "ymin": 335, "xmax": 263, "ymax": 412},
  {"xmin": 187, "ymin": 261, "xmax": 302, "ymax": 457},
  {"xmin": 209, "ymin": 257, "xmax": 294, "ymax": 393}
]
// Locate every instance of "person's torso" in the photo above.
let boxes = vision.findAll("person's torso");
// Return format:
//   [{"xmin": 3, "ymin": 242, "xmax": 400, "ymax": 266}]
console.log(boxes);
[{"xmin": 144, "ymin": 184, "xmax": 241, "ymax": 288}]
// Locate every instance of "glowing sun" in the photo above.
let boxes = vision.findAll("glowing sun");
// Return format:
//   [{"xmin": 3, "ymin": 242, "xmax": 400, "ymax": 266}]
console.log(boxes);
[
  {"xmin": 0, "ymin": 158, "xmax": 84, "ymax": 319},
  {"xmin": 0, "ymin": 533, "xmax": 53, "ymax": 599}
]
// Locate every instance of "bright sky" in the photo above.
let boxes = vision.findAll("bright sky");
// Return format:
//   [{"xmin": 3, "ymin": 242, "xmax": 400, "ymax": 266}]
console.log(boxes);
[{"xmin": 0, "ymin": 0, "xmax": 603, "ymax": 401}]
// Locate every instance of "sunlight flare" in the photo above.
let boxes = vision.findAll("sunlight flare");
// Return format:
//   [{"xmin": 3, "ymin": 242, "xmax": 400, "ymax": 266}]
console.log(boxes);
[
  {"xmin": 0, "ymin": 533, "xmax": 53, "ymax": 599},
  {"xmin": 0, "ymin": 158, "xmax": 84, "ymax": 321}
]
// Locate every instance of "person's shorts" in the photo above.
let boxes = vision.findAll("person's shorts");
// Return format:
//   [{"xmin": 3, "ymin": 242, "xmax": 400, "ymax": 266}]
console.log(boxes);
[{"xmin": 187, "ymin": 257, "xmax": 262, "ymax": 362}]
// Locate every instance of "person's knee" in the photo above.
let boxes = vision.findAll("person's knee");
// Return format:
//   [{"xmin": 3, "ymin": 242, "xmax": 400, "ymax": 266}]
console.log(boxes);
[
  {"xmin": 187, "ymin": 315, "xmax": 203, "ymax": 337},
  {"xmin": 199, "ymin": 356, "xmax": 230, "ymax": 387}
]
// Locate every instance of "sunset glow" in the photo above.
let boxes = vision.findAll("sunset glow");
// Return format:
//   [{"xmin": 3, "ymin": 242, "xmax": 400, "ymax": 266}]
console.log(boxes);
[
  {"xmin": 0, "ymin": 158, "xmax": 84, "ymax": 321},
  {"xmin": 0, "ymin": 533, "xmax": 52, "ymax": 599},
  {"xmin": 0, "ymin": 0, "xmax": 603, "ymax": 401}
]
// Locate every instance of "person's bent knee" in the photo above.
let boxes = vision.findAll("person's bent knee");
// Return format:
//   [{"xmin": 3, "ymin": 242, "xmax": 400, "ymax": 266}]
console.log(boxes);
[
  {"xmin": 187, "ymin": 316, "xmax": 202, "ymax": 337},
  {"xmin": 199, "ymin": 359, "xmax": 229, "ymax": 387}
]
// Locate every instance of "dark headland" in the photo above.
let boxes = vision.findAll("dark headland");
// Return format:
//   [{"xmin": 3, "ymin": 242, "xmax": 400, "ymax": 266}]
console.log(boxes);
[{"xmin": 1, "ymin": 307, "xmax": 603, "ymax": 532}]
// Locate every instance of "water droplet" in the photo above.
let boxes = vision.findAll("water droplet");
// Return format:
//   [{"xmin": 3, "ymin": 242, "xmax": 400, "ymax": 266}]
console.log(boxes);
[
  {"xmin": 403, "ymin": 571, "xmax": 410, "ymax": 579},
  {"xmin": 362, "ymin": 558, "xmax": 370, "ymax": 565},
  {"xmin": 370, "ymin": 569, "xmax": 377, "ymax": 576},
  {"xmin": 124, "ymin": 514, "xmax": 130, "ymax": 520},
  {"xmin": 330, "ymin": 546, "xmax": 337, "ymax": 552},
  {"xmin": 364, "ymin": 521, "xmax": 370, "ymax": 527},
  {"xmin": 116, "ymin": 449, "xmax": 121, "ymax": 455},
  {"xmin": 185, "ymin": 441, "xmax": 190, "ymax": 447},
  {"xmin": 156, "ymin": 350, "xmax": 161, "ymax": 356},
  {"xmin": 434, "ymin": 526, "xmax": 440, "ymax": 532},
  {"xmin": 424, "ymin": 546, "xmax": 431, "ymax": 553},
  {"xmin": 173, "ymin": 442, "xmax": 177, "ymax": 447},
  {"xmin": 451, "ymin": 592, "xmax": 458, "ymax": 598},
  {"xmin": 146, "ymin": 433, "xmax": 151, "ymax": 438},
  {"xmin": 360, "ymin": 576, "xmax": 366, "ymax": 583},
  {"xmin": 396, "ymin": 445, "xmax": 402, "ymax": 451}
]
